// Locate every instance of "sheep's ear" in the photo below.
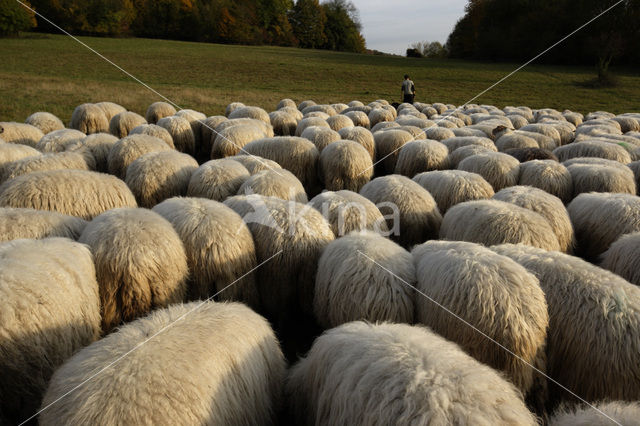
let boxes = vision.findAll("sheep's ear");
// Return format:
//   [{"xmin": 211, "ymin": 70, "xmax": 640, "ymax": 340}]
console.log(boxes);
[{"xmin": 0, "ymin": 125, "xmax": 4, "ymax": 134}]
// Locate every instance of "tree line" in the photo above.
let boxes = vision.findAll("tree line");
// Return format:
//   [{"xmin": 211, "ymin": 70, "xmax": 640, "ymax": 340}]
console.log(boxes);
[{"xmin": 1, "ymin": 0, "xmax": 366, "ymax": 53}]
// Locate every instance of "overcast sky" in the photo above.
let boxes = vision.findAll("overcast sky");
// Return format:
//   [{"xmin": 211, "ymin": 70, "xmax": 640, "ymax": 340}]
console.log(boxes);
[{"xmin": 350, "ymin": 0, "xmax": 469, "ymax": 55}]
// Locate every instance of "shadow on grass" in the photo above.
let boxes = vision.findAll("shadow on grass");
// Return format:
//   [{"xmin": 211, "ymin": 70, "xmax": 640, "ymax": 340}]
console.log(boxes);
[{"xmin": 574, "ymin": 74, "xmax": 619, "ymax": 88}]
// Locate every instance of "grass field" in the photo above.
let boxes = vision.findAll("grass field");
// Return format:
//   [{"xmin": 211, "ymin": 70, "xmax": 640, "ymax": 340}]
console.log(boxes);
[{"xmin": 1, "ymin": 33, "xmax": 638, "ymax": 123}]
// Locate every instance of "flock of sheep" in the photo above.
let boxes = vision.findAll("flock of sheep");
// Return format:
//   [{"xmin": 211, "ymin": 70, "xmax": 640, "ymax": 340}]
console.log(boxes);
[{"xmin": 1, "ymin": 97, "xmax": 640, "ymax": 425}]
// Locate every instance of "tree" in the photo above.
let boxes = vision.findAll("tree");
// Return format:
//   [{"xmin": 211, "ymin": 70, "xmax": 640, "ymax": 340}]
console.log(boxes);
[
  {"xmin": 321, "ymin": 0, "xmax": 365, "ymax": 53},
  {"xmin": 0, "ymin": 0, "xmax": 37, "ymax": 36},
  {"xmin": 289, "ymin": 0, "xmax": 326, "ymax": 48}
]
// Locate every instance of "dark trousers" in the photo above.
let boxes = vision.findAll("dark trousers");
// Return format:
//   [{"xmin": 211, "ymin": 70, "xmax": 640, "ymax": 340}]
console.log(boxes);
[{"xmin": 403, "ymin": 94, "xmax": 415, "ymax": 104}]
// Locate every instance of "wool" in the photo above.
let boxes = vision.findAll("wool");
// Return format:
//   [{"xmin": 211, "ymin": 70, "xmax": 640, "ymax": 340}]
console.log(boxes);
[
  {"xmin": 413, "ymin": 169, "xmax": 494, "ymax": 214},
  {"xmin": 145, "ymin": 101, "xmax": 177, "ymax": 124},
  {"xmin": 211, "ymin": 124, "xmax": 269, "ymax": 159},
  {"xmin": 553, "ymin": 140, "xmax": 632, "ymax": 163},
  {"xmin": 0, "ymin": 122, "xmax": 45, "ymax": 147},
  {"xmin": 0, "ymin": 207, "xmax": 86, "ymax": 242},
  {"xmin": 238, "ymin": 169, "xmax": 308, "ymax": 203},
  {"xmin": 394, "ymin": 139, "xmax": 449, "ymax": 178},
  {"xmin": 187, "ymin": 159, "xmax": 251, "ymax": 201},
  {"xmin": 129, "ymin": 124, "xmax": 175, "ymax": 149},
  {"xmin": 549, "ymin": 402, "xmax": 640, "ymax": 426},
  {"xmin": 295, "ymin": 117, "xmax": 330, "ymax": 137},
  {"xmin": 300, "ymin": 126, "xmax": 341, "ymax": 152},
  {"xmin": 518, "ymin": 159, "xmax": 573, "ymax": 203},
  {"xmin": 94, "ymin": 102, "xmax": 126, "ymax": 122},
  {"xmin": 68, "ymin": 132, "xmax": 118, "ymax": 173},
  {"xmin": 458, "ymin": 152, "xmax": 520, "ymax": 191},
  {"xmin": 269, "ymin": 110, "xmax": 298, "ymax": 136},
  {"xmin": 229, "ymin": 106, "xmax": 271, "ymax": 125},
  {"xmin": 308, "ymin": 190, "xmax": 388, "ymax": 237},
  {"xmin": 227, "ymin": 154, "xmax": 282, "ymax": 175},
  {"xmin": 319, "ymin": 140, "xmax": 373, "ymax": 192},
  {"xmin": 344, "ymin": 111, "xmax": 370, "ymax": 129},
  {"xmin": 107, "ymin": 134, "xmax": 173, "ymax": 178},
  {"xmin": 36, "ymin": 129, "xmax": 86, "ymax": 153},
  {"xmin": 25, "ymin": 112, "xmax": 64, "ymax": 134},
  {"xmin": 156, "ymin": 115, "xmax": 196, "ymax": 155},
  {"xmin": 565, "ymin": 162, "xmax": 636, "ymax": 198},
  {"xmin": 373, "ymin": 129, "xmax": 414, "ymax": 175},
  {"xmin": 2, "ymin": 151, "xmax": 96, "ymax": 183},
  {"xmin": 338, "ymin": 126, "xmax": 375, "ymax": 159},
  {"xmin": 505, "ymin": 147, "xmax": 558, "ymax": 162},
  {"xmin": 69, "ymin": 103, "xmax": 109, "ymax": 134}
]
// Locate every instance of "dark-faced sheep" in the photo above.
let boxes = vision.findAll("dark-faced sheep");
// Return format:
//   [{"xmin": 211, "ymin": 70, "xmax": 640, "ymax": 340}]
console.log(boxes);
[
  {"xmin": 152, "ymin": 197, "xmax": 259, "ymax": 306},
  {"xmin": 69, "ymin": 103, "xmax": 109, "ymax": 134},
  {"xmin": 125, "ymin": 150, "xmax": 198, "ymax": 208},
  {"xmin": 314, "ymin": 231, "xmax": 415, "ymax": 328},
  {"xmin": 0, "ymin": 238, "xmax": 100, "ymax": 424},
  {"xmin": 458, "ymin": 151, "xmax": 520, "ymax": 191},
  {"xmin": 518, "ymin": 159, "xmax": 573, "ymax": 203},
  {"xmin": 0, "ymin": 122, "xmax": 44, "ymax": 147},
  {"xmin": 441, "ymin": 199, "xmax": 561, "ymax": 251},
  {"xmin": 157, "ymin": 115, "xmax": 196, "ymax": 155},
  {"xmin": 0, "ymin": 207, "xmax": 87, "ymax": 242},
  {"xmin": 145, "ymin": 101, "xmax": 176, "ymax": 124},
  {"xmin": 412, "ymin": 240, "xmax": 548, "ymax": 410},
  {"xmin": 0, "ymin": 169, "xmax": 137, "ymax": 220},
  {"xmin": 25, "ymin": 112, "xmax": 64, "ymax": 134},
  {"xmin": 394, "ymin": 139, "xmax": 449, "ymax": 178},
  {"xmin": 492, "ymin": 244, "xmax": 640, "ymax": 406},
  {"xmin": 107, "ymin": 134, "xmax": 173, "ymax": 178},
  {"xmin": 39, "ymin": 301, "xmax": 286, "ymax": 426},
  {"xmin": 360, "ymin": 175, "xmax": 442, "ymax": 248},
  {"xmin": 187, "ymin": 158, "xmax": 251, "ymax": 201},
  {"xmin": 308, "ymin": 190, "xmax": 388, "ymax": 237},
  {"xmin": 79, "ymin": 207, "xmax": 188, "ymax": 332},
  {"xmin": 238, "ymin": 168, "xmax": 308, "ymax": 203},
  {"xmin": 286, "ymin": 321, "xmax": 537, "ymax": 426},
  {"xmin": 412, "ymin": 169, "xmax": 494, "ymax": 214},
  {"xmin": 319, "ymin": 140, "xmax": 373, "ymax": 192}
]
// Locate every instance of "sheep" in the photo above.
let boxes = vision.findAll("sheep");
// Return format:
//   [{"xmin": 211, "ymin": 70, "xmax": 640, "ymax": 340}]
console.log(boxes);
[
  {"xmin": 277, "ymin": 98, "xmax": 297, "ymax": 109},
  {"xmin": 302, "ymin": 104, "xmax": 337, "ymax": 116},
  {"xmin": 600, "ymin": 232, "xmax": 640, "ymax": 287},
  {"xmin": 94, "ymin": 101, "xmax": 126, "ymax": 122},
  {"xmin": 238, "ymin": 168, "xmax": 308, "ymax": 203},
  {"xmin": 495, "ymin": 132, "xmax": 539, "ymax": 151},
  {"xmin": 494, "ymin": 126, "xmax": 558, "ymax": 150},
  {"xmin": 152, "ymin": 198, "xmax": 259, "ymax": 305},
  {"xmin": 216, "ymin": 118, "xmax": 274, "ymax": 137},
  {"xmin": 0, "ymin": 122, "xmax": 45, "ymax": 147},
  {"xmin": 229, "ymin": 106, "xmax": 271, "ymax": 125},
  {"xmin": 0, "ymin": 169, "xmax": 137, "ymax": 220},
  {"xmin": 505, "ymin": 147, "xmax": 558, "ymax": 162},
  {"xmin": 331, "ymin": 103, "xmax": 349, "ymax": 113},
  {"xmin": 360, "ymin": 175, "xmax": 442, "ymax": 248},
  {"xmin": 108, "ymin": 111, "xmax": 147, "ymax": 139},
  {"xmin": 0, "ymin": 238, "xmax": 99, "ymax": 425},
  {"xmin": 343, "ymin": 111, "xmax": 370, "ymax": 128},
  {"xmin": 240, "ymin": 136, "xmax": 320, "ymax": 195},
  {"xmin": 373, "ymin": 129, "xmax": 414, "ymax": 175},
  {"xmin": 412, "ymin": 240, "xmax": 548, "ymax": 409},
  {"xmin": 368, "ymin": 108, "xmax": 395, "ymax": 127},
  {"xmin": 347, "ymin": 100, "xmax": 364, "ymax": 108},
  {"xmin": 145, "ymin": 101, "xmax": 176, "ymax": 124},
  {"xmin": 39, "ymin": 301, "xmax": 286, "ymax": 426},
  {"xmin": 307, "ymin": 112, "xmax": 330, "ymax": 121},
  {"xmin": 421, "ymin": 126, "xmax": 455, "ymax": 141},
  {"xmin": 1, "ymin": 151, "xmax": 95, "ymax": 183},
  {"xmin": 326, "ymin": 114, "xmax": 354, "ymax": 132},
  {"xmin": 308, "ymin": 190, "xmax": 388, "ymax": 237},
  {"xmin": 223, "ymin": 194, "xmax": 334, "ymax": 326},
  {"xmin": 125, "ymin": 151, "xmax": 198, "ymax": 208},
  {"xmin": 0, "ymin": 207, "xmax": 87, "ymax": 242},
  {"xmin": 412, "ymin": 170, "xmax": 494, "ymax": 214},
  {"xmin": 493, "ymin": 185, "xmax": 574, "ymax": 253},
  {"xmin": 107, "ymin": 134, "xmax": 173, "ymax": 178},
  {"xmin": 507, "ymin": 114, "xmax": 530, "ymax": 129},
  {"xmin": 199, "ymin": 115, "xmax": 228, "ymax": 154},
  {"xmin": 25, "ymin": 112, "xmax": 64, "ymax": 134},
  {"xmin": 78, "ymin": 207, "xmax": 187, "ymax": 332},
  {"xmin": 35, "ymin": 128, "xmax": 86, "ymax": 152},
  {"xmin": 0, "ymin": 143, "xmax": 41, "ymax": 176},
  {"xmin": 451, "ymin": 127, "xmax": 488, "ymax": 137},
  {"xmin": 295, "ymin": 117, "xmax": 330, "ymax": 137},
  {"xmin": 441, "ymin": 199, "xmax": 561, "ymax": 251},
  {"xmin": 519, "ymin": 123, "xmax": 562, "ymax": 146},
  {"xmin": 227, "ymin": 154, "xmax": 282, "ymax": 175},
  {"xmin": 565, "ymin": 162, "xmax": 636, "ymax": 198},
  {"xmin": 448, "ymin": 144, "xmax": 496, "ymax": 168},
  {"xmin": 279, "ymin": 106, "xmax": 303, "ymax": 122},
  {"xmin": 549, "ymin": 402, "xmax": 640, "ymax": 426},
  {"xmin": 157, "ymin": 115, "xmax": 196, "ymax": 155},
  {"xmin": 491, "ymin": 244, "xmax": 640, "ymax": 405},
  {"xmin": 394, "ymin": 139, "xmax": 449, "ymax": 178},
  {"xmin": 300, "ymin": 126, "xmax": 341, "ymax": 152},
  {"xmin": 553, "ymin": 140, "xmax": 632, "ymax": 163},
  {"xmin": 395, "ymin": 116, "xmax": 433, "ymax": 129},
  {"xmin": 225, "ymin": 101, "xmax": 245, "ymax": 116},
  {"xmin": 458, "ymin": 152, "xmax": 520, "ymax": 191},
  {"xmin": 175, "ymin": 109, "xmax": 207, "ymax": 149},
  {"xmin": 314, "ymin": 231, "xmax": 415, "ymax": 328},
  {"xmin": 129, "ymin": 123, "xmax": 175, "ymax": 148},
  {"xmin": 69, "ymin": 103, "xmax": 109, "ymax": 134},
  {"xmin": 387, "ymin": 124, "xmax": 425, "ymax": 138},
  {"xmin": 612, "ymin": 116, "xmax": 640, "ymax": 133},
  {"xmin": 338, "ymin": 126, "xmax": 375, "ymax": 159},
  {"xmin": 629, "ymin": 160, "xmax": 640, "ymax": 194},
  {"xmin": 319, "ymin": 140, "xmax": 373, "ymax": 192},
  {"xmin": 370, "ymin": 121, "xmax": 399, "ymax": 132},
  {"xmin": 518, "ymin": 159, "xmax": 573, "ymax": 203},
  {"xmin": 67, "ymin": 132, "xmax": 118, "ymax": 173},
  {"xmin": 269, "ymin": 110, "xmax": 298, "ymax": 136},
  {"xmin": 211, "ymin": 124, "xmax": 269, "ymax": 159},
  {"xmin": 567, "ymin": 192, "xmax": 640, "ymax": 260},
  {"xmin": 562, "ymin": 111, "xmax": 583, "ymax": 127},
  {"xmin": 187, "ymin": 159, "xmax": 251, "ymax": 201},
  {"xmin": 441, "ymin": 135, "xmax": 495, "ymax": 153},
  {"xmin": 286, "ymin": 321, "xmax": 538, "ymax": 426}
]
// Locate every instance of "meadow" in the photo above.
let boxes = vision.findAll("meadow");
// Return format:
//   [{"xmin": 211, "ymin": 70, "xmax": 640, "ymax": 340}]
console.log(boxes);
[{"xmin": 1, "ymin": 33, "xmax": 638, "ymax": 123}]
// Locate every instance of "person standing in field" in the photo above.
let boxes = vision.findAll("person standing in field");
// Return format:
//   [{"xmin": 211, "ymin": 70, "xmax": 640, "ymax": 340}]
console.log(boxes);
[{"xmin": 401, "ymin": 74, "xmax": 415, "ymax": 104}]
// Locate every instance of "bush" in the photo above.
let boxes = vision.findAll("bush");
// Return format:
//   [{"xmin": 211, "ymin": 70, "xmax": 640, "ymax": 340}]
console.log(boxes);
[
  {"xmin": 406, "ymin": 48, "xmax": 422, "ymax": 58},
  {"xmin": 0, "ymin": 0, "xmax": 36, "ymax": 37}
]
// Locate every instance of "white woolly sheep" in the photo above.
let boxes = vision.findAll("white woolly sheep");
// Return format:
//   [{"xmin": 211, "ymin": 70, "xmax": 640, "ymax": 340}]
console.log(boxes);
[
  {"xmin": 78, "ymin": 207, "xmax": 187, "ymax": 332},
  {"xmin": 229, "ymin": 106, "xmax": 271, "ymax": 125},
  {"xmin": 286, "ymin": 321, "xmax": 537, "ymax": 426},
  {"xmin": 319, "ymin": 140, "xmax": 373, "ymax": 192},
  {"xmin": 394, "ymin": 139, "xmax": 449, "ymax": 178},
  {"xmin": 0, "ymin": 207, "xmax": 86, "ymax": 242},
  {"xmin": 495, "ymin": 130, "xmax": 540, "ymax": 151},
  {"xmin": 314, "ymin": 231, "xmax": 415, "ymax": 328},
  {"xmin": 295, "ymin": 117, "xmax": 330, "ymax": 137},
  {"xmin": 518, "ymin": 159, "xmax": 573, "ymax": 203},
  {"xmin": 308, "ymin": 190, "xmax": 388, "ymax": 237},
  {"xmin": 458, "ymin": 152, "xmax": 520, "ymax": 191},
  {"xmin": 496, "ymin": 127, "xmax": 558, "ymax": 150},
  {"xmin": 448, "ymin": 144, "xmax": 496, "ymax": 168},
  {"xmin": 412, "ymin": 240, "xmax": 548, "ymax": 408},
  {"xmin": 0, "ymin": 238, "xmax": 100, "ymax": 424},
  {"xmin": 422, "ymin": 126, "xmax": 455, "ymax": 141},
  {"xmin": 68, "ymin": 132, "xmax": 118, "ymax": 173},
  {"xmin": 187, "ymin": 158, "xmax": 251, "ymax": 201},
  {"xmin": 277, "ymin": 98, "xmax": 297, "ymax": 109},
  {"xmin": 211, "ymin": 124, "xmax": 269, "ymax": 159},
  {"xmin": 505, "ymin": 147, "xmax": 558, "ymax": 162},
  {"xmin": 451, "ymin": 127, "xmax": 488, "ymax": 137},
  {"xmin": 549, "ymin": 401, "xmax": 640, "ymax": 426},
  {"xmin": 302, "ymin": 105, "xmax": 337, "ymax": 116},
  {"xmin": 39, "ymin": 301, "xmax": 285, "ymax": 426},
  {"xmin": 553, "ymin": 140, "xmax": 632, "ymax": 163},
  {"xmin": 269, "ymin": 110, "xmax": 298, "ymax": 136},
  {"xmin": 628, "ymin": 160, "xmax": 640, "ymax": 194},
  {"xmin": 493, "ymin": 185, "xmax": 574, "ymax": 253},
  {"xmin": 565, "ymin": 162, "xmax": 636, "ymax": 198},
  {"xmin": 238, "ymin": 168, "xmax": 308, "ymax": 203},
  {"xmin": 129, "ymin": 123, "xmax": 175, "ymax": 148},
  {"xmin": 109, "ymin": 111, "xmax": 147, "ymax": 138},
  {"xmin": 152, "ymin": 198, "xmax": 260, "ymax": 305},
  {"xmin": 35, "ymin": 128, "xmax": 85, "ymax": 153},
  {"xmin": 240, "ymin": 136, "xmax": 320, "ymax": 194},
  {"xmin": 338, "ymin": 126, "xmax": 375, "ymax": 159},
  {"xmin": 0, "ymin": 169, "xmax": 137, "ymax": 220},
  {"xmin": 373, "ymin": 129, "xmax": 414, "ymax": 174},
  {"xmin": 491, "ymin": 244, "xmax": 640, "ymax": 405},
  {"xmin": 360, "ymin": 175, "xmax": 442, "ymax": 248},
  {"xmin": 368, "ymin": 108, "xmax": 395, "ymax": 127},
  {"xmin": 107, "ymin": 134, "xmax": 173, "ymax": 178},
  {"xmin": 331, "ymin": 103, "xmax": 349, "ymax": 113},
  {"xmin": 199, "ymin": 115, "xmax": 228, "ymax": 154},
  {"xmin": 601, "ymin": 232, "xmax": 640, "ymax": 287},
  {"xmin": 225, "ymin": 101, "xmax": 245, "ymax": 117},
  {"xmin": 175, "ymin": 109, "xmax": 207, "ymax": 148},
  {"xmin": 412, "ymin": 169, "xmax": 494, "ymax": 214},
  {"xmin": 370, "ymin": 121, "xmax": 399, "ymax": 132},
  {"xmin": 25, "ymin": 112, "xmax": 64, "ymax": 134},
  {"xmin": 562, "ymin": 111, "xmax": 583, "ymax": 127},
  {"xmin": 441, "ymin": 199, "xmax": 561, "ymax": 251},
  {"xmin": 0, "ymin": 143, "xmax": 41, "ymax": 176},
  {"xmin": 95, "ymin": 102, "xmax": 126, "ymax": 122},
  {"xmin": 227, "ymin": 154, "xmax": 282, "ymax": 175},
  {"xmin": 0, "ymin": 122, "xmax": 45, "ymax": 147},
  {"xmin": 279, "ymin": 106, "xmax": 303, "ymax": 122},
  {"xmin": 441, "ymin": 135, "xmax": 495, "ymax": 153},
  {"xmin": 69, "ymin": 103, "xmax": 109, "ymax": 134},
  {"xmin": 157, "ymin": 115, "xmax": 196, "ymax": 155},
  {"xmin": 125, "ymin": 150, "xmax": 198, "ymax": 208},
  {"xmin": 300, "ymin": 126, "xmax": 341, "ymax": 152},
  {"xmin": 520, "ymin": 123, "xmax": 562, "ymax": 146},
  {"xmin": 567, "ymin": 192, "xmax": 640, "ymax": 260},
  {"xmin": 325, "ymin": 114, "xmax": 353, "ymax": 132},
  {"xmin": 344, "ymin": 110, "xmax": 370, "ymax": 128},
  {"xmin": 507, "ymin": 114, "xmax": 530, "ymax": 129},
  {"xmin": 2, "ymin": 151, "xmax": 96, "ymax": 183},
  {"xmin": 145, "ymin": 101, "xmax": 176, "ymax": 124}
]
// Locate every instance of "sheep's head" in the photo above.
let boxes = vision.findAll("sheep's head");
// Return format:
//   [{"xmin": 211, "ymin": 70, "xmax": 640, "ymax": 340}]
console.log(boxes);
[
  {"xmin": 0, "ymin": 124, "xmax": 4, "ymax": 134},
  {"xmin": 492, "ymin": 125, "xmax": 509, "ymax": 138}
]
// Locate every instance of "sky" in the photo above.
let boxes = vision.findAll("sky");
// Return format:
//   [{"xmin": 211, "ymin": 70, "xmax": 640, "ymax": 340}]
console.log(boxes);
[{"xmin": 350, "ymin": 0, "xmax": 469, "ymax": 55}]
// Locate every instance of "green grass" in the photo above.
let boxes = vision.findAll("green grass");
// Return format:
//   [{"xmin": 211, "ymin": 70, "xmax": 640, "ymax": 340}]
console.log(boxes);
[{"xmin": 1, "ymin": 33, "xmax": 638, "ymax": 123}]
